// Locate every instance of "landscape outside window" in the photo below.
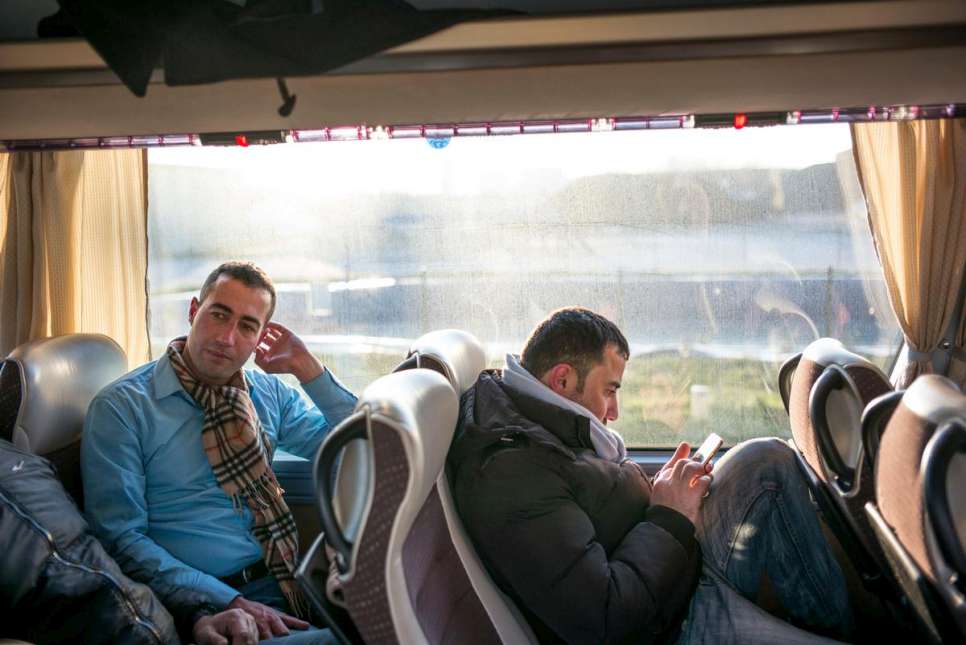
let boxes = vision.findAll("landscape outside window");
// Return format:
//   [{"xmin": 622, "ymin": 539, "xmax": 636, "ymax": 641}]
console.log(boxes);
[{"xmin": 147, "ymin": 124, "xmax": 901, "ymax": 448}]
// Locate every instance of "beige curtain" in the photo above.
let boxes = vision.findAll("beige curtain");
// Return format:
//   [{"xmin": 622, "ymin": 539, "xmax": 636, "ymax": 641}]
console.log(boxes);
[
  {"xmin": 0, "ymin": 149, "xmax": 150, "ymax": 368},
  {"xmin": 851, "ymin": 119, "xmax": 966, "ymax": 388}
]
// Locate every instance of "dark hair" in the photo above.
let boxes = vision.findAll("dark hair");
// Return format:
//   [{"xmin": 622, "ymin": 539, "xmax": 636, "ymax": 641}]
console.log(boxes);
[
  {"xmin": 521, "ymin": 307, "xmax": 630, "ymax": 390},
  {"xmin": 199, "ymin": 261, "xmax": 277, "ymax": 321}
]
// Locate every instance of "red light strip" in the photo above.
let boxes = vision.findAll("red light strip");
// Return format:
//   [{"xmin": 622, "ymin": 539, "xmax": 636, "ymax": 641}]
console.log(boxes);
[{"xmin": 0, "ymin": 104, "xmax": 960, "ymax": 151}]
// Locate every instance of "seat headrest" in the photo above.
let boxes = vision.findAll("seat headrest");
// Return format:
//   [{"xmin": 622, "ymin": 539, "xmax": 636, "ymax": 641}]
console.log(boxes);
[
  {"xmin": 407, "ymin": 329, "xmax": 486, "ymax": 394},
  {"xmin": 6, "ymin": 334, "xmax": 127, "ymax": 456},
  {"xmin": 901, "ymin": 374, "xmax": 966, "ymax": 424},
  {"xmin": 802, "ymin": 338, "xmax": 887, "ymax": 375},
  {"xmin": 361, "ymin": 368, "xmax": 459, "ymax": 495}
]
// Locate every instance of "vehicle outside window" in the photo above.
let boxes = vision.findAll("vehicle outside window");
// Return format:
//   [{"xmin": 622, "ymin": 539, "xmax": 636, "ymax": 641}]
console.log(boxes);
[{"xmin": 147, "ymin": 124, "xmax": 901, "ymax": 448}]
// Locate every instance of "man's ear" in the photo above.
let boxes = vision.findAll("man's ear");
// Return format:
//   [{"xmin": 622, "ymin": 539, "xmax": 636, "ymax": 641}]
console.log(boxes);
[
  {"xmin": 188, "ymin": 297, "xmax": 200, "ymax": 324},
  {"xmin": 544, "ymin": 363, "xmax": 576, "ymax": 397}
]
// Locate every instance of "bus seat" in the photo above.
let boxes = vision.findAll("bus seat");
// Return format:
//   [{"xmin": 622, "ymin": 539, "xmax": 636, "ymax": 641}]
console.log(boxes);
[
  {"xmin": 306, "ymin": 368, "xmax": 536, "ymax": 645},
  {"xmin": 393, "ymin": 329, "xmax": 538, "ymax": 643},
  {"xmin": 392, "ymin": 328, "xmax": 486, "ymax": 394},
  {"xmin": 865, "ymin": 374, "xmax": 966, "ymax": 643},
  {"xmin": 0, "ymin": 334, "xmax": 126, "ymax": 510},
  {"xmin": 319, "ymin": 369, "xmax": 460, "ymax": 644},
  {"xmin": 785, "ymin": 338, "xmax": 893, "ymax": 586}
]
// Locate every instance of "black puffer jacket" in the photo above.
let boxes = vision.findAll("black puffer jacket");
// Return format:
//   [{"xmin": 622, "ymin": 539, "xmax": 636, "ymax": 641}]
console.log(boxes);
[
  {"xmin": 448, "ymin": 370, "xmax": 701, "ymax": 645},
  {"xmin": 0, "ymin": 439, "xmax": 215, "ymax": 644}
]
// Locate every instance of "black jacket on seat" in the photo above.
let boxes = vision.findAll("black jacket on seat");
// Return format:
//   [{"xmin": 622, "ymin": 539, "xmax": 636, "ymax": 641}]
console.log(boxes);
[
  {"xmin": 0, "ymin": 439, "xmax": 215, "ymax": 644},
  {"xmin": 448, "ymin": 370, "xmax": 701, "ymax": 645}
]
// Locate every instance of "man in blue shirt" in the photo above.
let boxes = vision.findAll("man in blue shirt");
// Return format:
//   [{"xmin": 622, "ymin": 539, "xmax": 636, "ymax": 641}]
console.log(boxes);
[{"xmin": 82, "ymin": 261, "xmax": 357, "ymax": 643}]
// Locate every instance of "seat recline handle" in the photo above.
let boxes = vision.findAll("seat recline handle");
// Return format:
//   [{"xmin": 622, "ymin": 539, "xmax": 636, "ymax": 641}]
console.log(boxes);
[
  {"xmin": 779, "ymin": 352, "xmax": 802, "ymax": 414},
  {"xmin": 923, "ymin": 420, "xmax": 966, "ymax": 591},
  {"xmin": 860, "ymin": 390, "xmax": 902, "ymax": 469},
  {"xmin": 809, "ymin": 365, "xmax": 856, "ymax": 490}
]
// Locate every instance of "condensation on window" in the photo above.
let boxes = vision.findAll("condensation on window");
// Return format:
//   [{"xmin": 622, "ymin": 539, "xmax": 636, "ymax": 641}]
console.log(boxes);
[{"xmin": 147, "ymin": 125, "xmax": 901, "ymax": 448}]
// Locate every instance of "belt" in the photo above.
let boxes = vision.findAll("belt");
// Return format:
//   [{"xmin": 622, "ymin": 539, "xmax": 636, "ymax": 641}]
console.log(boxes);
[{"xmin": 219, "ymin": 560, "xmax": 270, "ymax": 588}]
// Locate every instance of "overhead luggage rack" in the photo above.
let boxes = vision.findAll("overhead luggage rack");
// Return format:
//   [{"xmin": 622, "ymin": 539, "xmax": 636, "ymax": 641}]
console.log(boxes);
[{"xmin": 1, "ymin": 103, "xmax": 961, "ymax": 151}]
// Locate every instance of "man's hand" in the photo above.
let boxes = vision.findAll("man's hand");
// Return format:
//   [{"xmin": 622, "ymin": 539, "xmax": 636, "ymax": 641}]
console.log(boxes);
[
  {"xmin": 656, "ymin": 442, "xmax": 692, "ymax": 477},
  {"xmin": 656, "ymin": 442, "xmax": 715, "ymax": 485},
  {"xmin": 254, "ymin": 321, "xmax": 324, "ymax": 383},
  {"xmin": 228, "ymin": 595, "xmax": 310, "ymax": 640},
  {"xmin": 193, "ymin": 609, "xmax": 258, "ymax": 645},
  {"xmin": 650, "ymin": 442, "xmax": 713, "ymax": 525}
]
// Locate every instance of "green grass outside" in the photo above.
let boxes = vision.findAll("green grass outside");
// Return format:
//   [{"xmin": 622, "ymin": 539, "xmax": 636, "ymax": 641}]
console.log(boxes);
[
  {"xmin": 614, "ymin": 353, "xmax": 790, "ymax": 448},
  {"xmin": 313, "ymin": 349, "xmax": 792, "ymax": 450}
]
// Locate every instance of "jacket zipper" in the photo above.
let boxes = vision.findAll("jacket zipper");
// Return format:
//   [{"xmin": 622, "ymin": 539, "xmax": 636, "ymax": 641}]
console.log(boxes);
[{"xmin": 0, "ymin": 488, "xmax": 165, "ymax": 644}]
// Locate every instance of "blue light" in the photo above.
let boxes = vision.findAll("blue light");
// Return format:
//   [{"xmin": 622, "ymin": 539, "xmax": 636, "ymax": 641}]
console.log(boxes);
[{"xmin": 427, "ymin": 137, "xmax": 451, "ymax": 149}]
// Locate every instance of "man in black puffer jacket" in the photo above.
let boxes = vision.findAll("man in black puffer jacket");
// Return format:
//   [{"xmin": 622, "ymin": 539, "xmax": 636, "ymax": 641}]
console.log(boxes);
[
  {"xmin": 448, "ymin": 308, "xmax": 855, "ymax": 645},
  {"xmin": 0, "ymin": 438, "xmax": 259, "ymax": 644}
]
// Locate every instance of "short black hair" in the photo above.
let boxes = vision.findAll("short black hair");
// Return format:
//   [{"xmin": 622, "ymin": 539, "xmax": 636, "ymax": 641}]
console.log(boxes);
[
  {"xmin": 199, "ymin": 261, "xmax": 277, "ymax": 322},
  {"xmin": 521, "ymin": 307, "xmax": 630, "ymax": 390}
]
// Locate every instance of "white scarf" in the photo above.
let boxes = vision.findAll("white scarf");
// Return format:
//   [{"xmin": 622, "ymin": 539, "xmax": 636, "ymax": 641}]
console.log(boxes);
[{"xmin": 502, "ymin": 353, "xmax": 627, "ymax": 463}]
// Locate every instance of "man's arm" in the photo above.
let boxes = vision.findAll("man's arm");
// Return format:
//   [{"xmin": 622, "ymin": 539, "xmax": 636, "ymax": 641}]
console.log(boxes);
[
  {"xmin": 81, "ymin": 395, "xmax": 242, "ymax": 608},
  {"xmin": 458, "ymin": 450, "xmax": 699, "ymax": 645},
  {"xmin": 146, "ymin": 579, "xmax": 222, "ymax": 643},
  {"xmin": 273, "ymin": 369, "xmax": 358, "ymax": 458},
  {"xmin": 254, "ymin": 321, "xmax": 358, "ymax": 458}
]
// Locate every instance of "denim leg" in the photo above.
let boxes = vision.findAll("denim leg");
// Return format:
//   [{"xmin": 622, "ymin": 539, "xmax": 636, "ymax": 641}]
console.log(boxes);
[
  {"xmin": 260, "ymin": 627, "xmax": 339, "ymax": 645},
  {"xmin": 677, "ymin": 566, "xmax": 846, "ymax": 645},
  {"xmin": 237, "ymin": 576, "xmax": 337, "ymax": 645},
  {"xmin": 693, "ymin": 438, "xmax": 854, "ymax": 639}
]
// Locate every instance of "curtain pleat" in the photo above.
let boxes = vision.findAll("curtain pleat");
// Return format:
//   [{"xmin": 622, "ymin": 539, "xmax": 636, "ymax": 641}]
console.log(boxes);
[
  {"xmin": 850, "ymin": 118, "xmax": 966, "ymax": 388},
  {"xmin": 0, "ymin": 149, "xmax": 150, "ymax": 368}
]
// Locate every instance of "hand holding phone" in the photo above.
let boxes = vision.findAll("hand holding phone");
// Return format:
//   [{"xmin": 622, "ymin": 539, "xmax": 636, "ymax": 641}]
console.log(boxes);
[
  {"xmin": 692, "ymin": 432, "xmax": 723, "ymax": 466},
  {"xmin": 652, "ymin": 438, "xmax": 720, "ymax": 521}
]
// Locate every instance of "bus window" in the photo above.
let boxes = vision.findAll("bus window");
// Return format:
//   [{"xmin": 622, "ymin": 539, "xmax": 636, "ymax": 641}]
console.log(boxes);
[{"xmin": 146, "ymin": 123, "xmax": 901, "ymax": 448}]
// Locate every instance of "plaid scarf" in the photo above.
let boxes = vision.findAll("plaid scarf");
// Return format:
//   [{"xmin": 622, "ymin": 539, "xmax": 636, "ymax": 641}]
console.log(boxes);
[{"xmin": 166, "ymin": 338, "xmax": 308, "ymax": 618}]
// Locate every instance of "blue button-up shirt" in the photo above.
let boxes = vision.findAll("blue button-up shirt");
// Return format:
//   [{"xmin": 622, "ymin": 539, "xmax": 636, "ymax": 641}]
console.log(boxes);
[{"xmin": 81, "ymin": 352, "xmax": 357, "ymax": 607}]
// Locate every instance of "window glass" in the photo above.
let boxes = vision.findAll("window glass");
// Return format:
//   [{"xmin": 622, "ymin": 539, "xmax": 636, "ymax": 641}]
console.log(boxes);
[{"xmin": 147, "ymin": 124, "xmax": 901, "ymax": 448}]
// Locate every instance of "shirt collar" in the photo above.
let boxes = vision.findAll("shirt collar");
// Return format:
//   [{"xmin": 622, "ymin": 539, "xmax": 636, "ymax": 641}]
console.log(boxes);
[
  {"xmin": 151, "ymin": 351, "xmax": 256, "ymax": 401},
  {"xmin": 152, "ymin": 351, "xmax": 186, "ymax": 400}
]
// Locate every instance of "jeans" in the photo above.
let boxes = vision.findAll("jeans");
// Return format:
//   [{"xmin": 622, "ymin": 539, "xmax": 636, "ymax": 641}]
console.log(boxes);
[
  {"xmin": 676, "ymin": 438, "xmax": 855, "ymax": 644},
  {"xmin": 236, "ymin": 575, "xmax": 338, "ymax": 645}
]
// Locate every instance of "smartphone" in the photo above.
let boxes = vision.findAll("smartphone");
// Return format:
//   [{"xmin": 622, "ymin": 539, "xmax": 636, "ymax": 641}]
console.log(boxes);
[{"xmin": 692, "ymin": 432, "xmax": 724, "ymax": 466}]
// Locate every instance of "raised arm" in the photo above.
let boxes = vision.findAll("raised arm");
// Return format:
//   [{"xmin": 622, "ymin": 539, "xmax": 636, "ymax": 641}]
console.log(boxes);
[
  {"xmin": 254, "ymin": 321, "xmax": 323, "ymax": 384},
  {"xmin": 270, "ymin": 368, "xmax": 358, "ymax": 458},
  {"xmin": 254, "ymin": 321, "xmax": 358, "ymax": 458}
]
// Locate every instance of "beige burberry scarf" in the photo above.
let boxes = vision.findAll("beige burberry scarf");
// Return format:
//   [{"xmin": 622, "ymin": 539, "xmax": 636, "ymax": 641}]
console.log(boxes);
[{"xmin": 166, "ymin": 338, "xmax": 308, "ymax": 618}]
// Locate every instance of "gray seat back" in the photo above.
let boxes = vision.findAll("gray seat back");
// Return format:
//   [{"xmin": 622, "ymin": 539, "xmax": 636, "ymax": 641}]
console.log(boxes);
[
  {"xmin": 394, "ymin": 329, "xmax": 538, "ymax": 644},
  {"xmin": 0, "ymin": 334, "xmax": 127, "ymax": 508},
  {"xmin": 319, "ymin": 369, "xmax": 507, "ymax": 644}
]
